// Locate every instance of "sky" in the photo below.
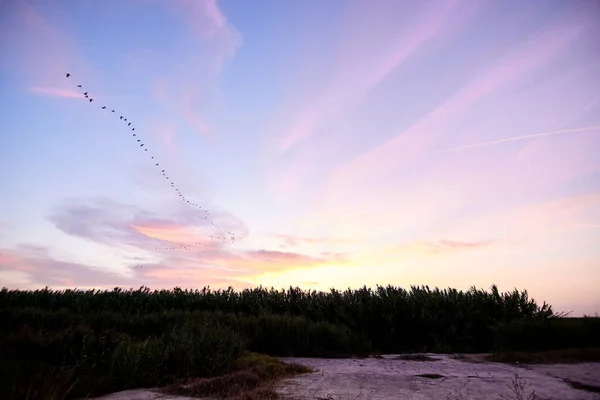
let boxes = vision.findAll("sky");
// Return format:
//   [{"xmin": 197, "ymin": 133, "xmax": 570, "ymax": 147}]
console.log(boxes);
[{"xmin": 0, "ymin": 0, "xmax": 599, "ymax": 316}]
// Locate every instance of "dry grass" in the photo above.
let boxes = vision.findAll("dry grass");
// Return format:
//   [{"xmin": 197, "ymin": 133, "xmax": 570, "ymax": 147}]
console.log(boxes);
[
  {"xmin": 565, "ymin": 379, "xmax": 600, "ymax": 394},
  {"xmin": 394, "ymin": 353, "xmax": 440, "ymax": 362},
  {"xmin": 161, "ymin": 352, "xmax": 312, "ymax": 399},
  {"xmin": 487, "ymin": 347, "xmax": 600, "ymax": 364},
  {"xmin": 416, "ymin": 373, "xmax": 445, "ymax": 379},
  {"xmin": 446, "ymin": 373, "xmax": 538, "ymax": 400}
]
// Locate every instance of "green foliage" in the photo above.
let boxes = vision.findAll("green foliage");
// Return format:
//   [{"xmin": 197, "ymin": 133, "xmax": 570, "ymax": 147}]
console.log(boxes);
[
  {"xmin": 0, "ymin": 284, "xmax": 557, "ymax": 353},
  {"xmin": 0, "ymin": 284, "xmax": 597, "ymax": 400},
  {"xmin": 491, "ymin": 317, "xmax": 600, "ymax": 351}
]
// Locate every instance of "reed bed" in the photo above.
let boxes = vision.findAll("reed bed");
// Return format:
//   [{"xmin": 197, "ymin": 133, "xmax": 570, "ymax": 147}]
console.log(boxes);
[{"xmin": 1, "ymin": 284, "xmax": 598, "ymax": 399}]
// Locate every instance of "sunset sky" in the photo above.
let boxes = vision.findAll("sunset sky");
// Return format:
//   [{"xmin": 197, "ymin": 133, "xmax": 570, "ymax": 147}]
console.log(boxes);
[{"xmin": 1, "ymin": 0, "xmax": 599, "ymax": 316}]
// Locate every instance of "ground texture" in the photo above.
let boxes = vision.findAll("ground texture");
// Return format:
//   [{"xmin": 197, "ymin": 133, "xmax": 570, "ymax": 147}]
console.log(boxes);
[{"xmin": 90, "ymin": 354, "xmax": 600, "ymax": 400}]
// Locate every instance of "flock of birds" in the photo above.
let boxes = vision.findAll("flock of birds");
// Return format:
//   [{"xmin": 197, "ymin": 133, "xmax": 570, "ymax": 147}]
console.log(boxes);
[{"xmin": 65, "ymin": 73, "xmax": 239, "ymax": 259}]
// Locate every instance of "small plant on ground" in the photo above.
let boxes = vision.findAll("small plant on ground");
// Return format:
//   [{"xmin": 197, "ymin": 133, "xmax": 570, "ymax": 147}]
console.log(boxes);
[
  {"xmin": 161, "ymin": 352, "xmax": 312, "ymax": 399},
  {"xmin": 503, "ymin": 374, "xmax": 537, "ymax": 400}
]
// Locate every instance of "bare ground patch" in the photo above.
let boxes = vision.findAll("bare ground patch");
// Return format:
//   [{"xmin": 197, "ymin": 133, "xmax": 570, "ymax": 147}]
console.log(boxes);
[{"xmin": 276, "ymin": 354, "xmax": 600, "ymax": 400}]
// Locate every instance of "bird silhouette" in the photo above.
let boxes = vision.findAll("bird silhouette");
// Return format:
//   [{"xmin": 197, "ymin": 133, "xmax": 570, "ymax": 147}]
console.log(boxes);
[{"xmin": 64, "ymin": 73, "xmax": 240, "ymax": 250}]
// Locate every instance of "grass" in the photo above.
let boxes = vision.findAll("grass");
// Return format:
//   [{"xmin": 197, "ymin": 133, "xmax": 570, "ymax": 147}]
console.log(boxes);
[
  {"xmin": 446, "ymin": 373, "xmax": 538, "ymax": 400},
  {"xmin": 394, "ymin": 353, "xmax": 440, "ymax": 361},
  {"xmin": 505, "ymin": 374, "xmax": 537, "ymax": 400},
  {"xmin": 162, "ymin": 352, "xmax": 312, "ymax": 399},
  {"xmin": 1, "ymin": 284, "xmax": 599, "ymax": 399},
  {"xmin": 487, "ymin": 347, "xmax": 600, "ymax": 364},
  {"xmin": 565, "ymin": 379, "xmax": 600, "ymax": 394},
  {"xmin": 416, "ymin": 373, "xmax": 445, "ymax": 379}
]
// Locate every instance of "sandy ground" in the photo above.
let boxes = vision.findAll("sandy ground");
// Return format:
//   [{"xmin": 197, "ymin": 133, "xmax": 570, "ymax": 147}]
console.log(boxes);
[{"xmin": 90, "ymin": 354, "xmax": 600, "ymax": 400}]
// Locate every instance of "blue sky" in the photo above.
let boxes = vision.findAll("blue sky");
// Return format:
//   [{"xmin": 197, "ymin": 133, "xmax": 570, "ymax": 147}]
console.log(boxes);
[{"xmin": 1, "ymin": 0, "xmax": 599, "ymax": 315}]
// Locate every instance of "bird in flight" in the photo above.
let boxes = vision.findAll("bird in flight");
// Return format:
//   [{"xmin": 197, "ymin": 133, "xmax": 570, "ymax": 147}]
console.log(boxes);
[{"xmin": 63, "ymin": 72, "xmax": 239, "ymax": 249}]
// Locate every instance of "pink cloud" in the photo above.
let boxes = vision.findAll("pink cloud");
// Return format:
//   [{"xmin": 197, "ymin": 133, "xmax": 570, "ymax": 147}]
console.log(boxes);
[
  {"xmin": 200, "ymin": 248, "xmax": 331, "ymax": 275},
  {"xmin": 29, "ymin": 86, "xmax": 83, "ymax": 99},
  {"xmin": 152, "ymin": 78, "xmax": 169, "ymax": 104},
  {"xmin": 273, "ymin": 233, "xmax": 357, "ymax": 249},
  {"xmin": 438, "ymin": 126, "xmax": 600, "ymax": 153},
  {"xmin": 177, "ymin": 0, "xmax": 242, "ymax": 70},
  {"xmin": 323, "ymin": 16, "xmax": 586, "ymax": 207},
  {"xmin": 130, "ymin": 222, "xmax": 204, "ymax": 244},
  {"xmin": 0, "ymin": 245, "xmax": 259, "ymax": 292},
  {"xmin": 46, "ymin": 197, "xmax": 330, "ymax": 278},
  {"xmin": 278, "ymin": 0, "xmax": 479, "ymax": 154},
  {"xmin": 0, "ymin": 238, "xmax": 338, "ymax": 290},
  {"xmin": 397, "ymin": 239, "xmax": 496, "ymax": 255},
  {"xmin": 181, "ymin": 90, "xmax": 212, "ymax": 140},
  {"xmin": 431, "ymin": 192, "xmax": 600, "ymax": 247},
  {"xmin": 150, "ymin": 125, "xmax": 179, "ymax": 164},
  {"xmin": 125, "ymin": 1, "xmax": 242, "ymax": 147},
  {"xmin": 424, "ymin": 124, "xmax": 600, "ymax": 213},
  {"xmin": 5, "ymin": 2, "xmax": 94, "ymax": 90}
]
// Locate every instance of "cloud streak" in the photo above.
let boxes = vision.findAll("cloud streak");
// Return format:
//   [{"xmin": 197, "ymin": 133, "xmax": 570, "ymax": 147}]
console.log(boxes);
[
  {"xmin": 30, "ymin": 86, "xmax": 83, "ymax": 99},
  {"xmin": 322, "ymin": 12, "xmax": 588, "ymax": 209},
  {"xmin": 397, "ymin": 239, "xmax": 496, "ymax": 255},
  {"xmin": 277, "ymin": 0, "xmax": 478, "ymax": 154},
  {"xmin": 438, "ymin": 126, "xmax": 600, "ymax": 153}
]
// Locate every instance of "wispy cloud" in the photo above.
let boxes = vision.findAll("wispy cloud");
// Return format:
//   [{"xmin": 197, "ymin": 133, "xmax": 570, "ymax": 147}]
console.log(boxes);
[
  {"xmin": 178, "ymin": 0, "xmax": 242, "ymax": 69},
  {"xmin": 129, "ymin": 222, "xmax": 204, "ymax": 244},
  {"xmin": 39, "ymin": 197, "xmax": 331, "ymax": 282},
  {"xmin": 397, "ymin": 239, "xmax": 496, "ymax": 255},
  {"xmin": 272, "ymin": 233, "xmax": 356, "ymax": 249},
  {"xmin": 277, "ymin": 0, "xmax": 478, "ymax": 154},
  {"xmin": 438, "ymin": 126, "xmax": 600, "ymax": 153},
  {"xmin": 181, "ymin": 90, "xmax": 212, "ymax": 140},
  {"xmin": 0, "ymin": 246, "xmax": 257, "ymax": 291},
  {"xmin": 5, "ymin": 2, "xmax": 95, "ymax": 90},
  {"xmin": 0, "ymin": 247, "xmax": 126, "ymax": 289},
  {"xmin": 48, "ymin": 197, "xmax": 245, "ymax": 251},
  {"xmin": 0, "ymin": 236, "xmax": 337, "ymax": 290},
  {"xmin": 29, "ymin": 86, "xmax": 83, "ymax": 99},
  {"xmin": 323, "ymin": 14, "xmax": 587, "ymax": 208},
  {"xmin": 151, "ymin": 78, "xmax": 169, "ymax": 104}
]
